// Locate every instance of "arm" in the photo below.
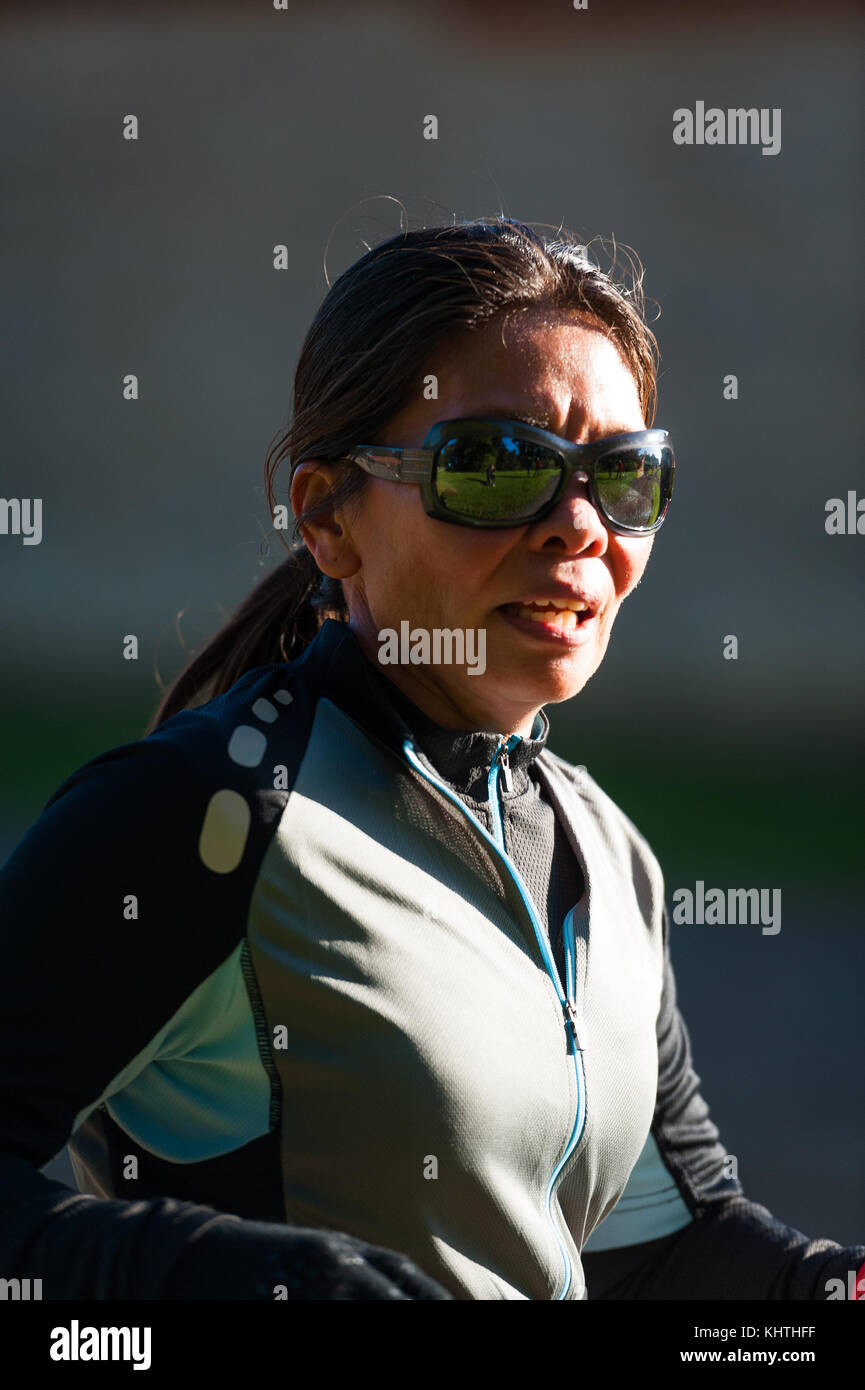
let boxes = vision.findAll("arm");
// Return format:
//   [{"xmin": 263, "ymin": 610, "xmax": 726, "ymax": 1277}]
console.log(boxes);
[
  {"xmin": 0, "ymin": 730, "xmax": 450, "ymax": 1300},
  {"xmin": 582, "ymin": 905, "xmax": 865, "ymax": 1300}
]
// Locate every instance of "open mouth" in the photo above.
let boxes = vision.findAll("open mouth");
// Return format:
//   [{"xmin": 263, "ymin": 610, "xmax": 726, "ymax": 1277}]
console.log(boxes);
[{"xmin": 497, "ymin": 598, "xmax": 595, "ymax": 633}]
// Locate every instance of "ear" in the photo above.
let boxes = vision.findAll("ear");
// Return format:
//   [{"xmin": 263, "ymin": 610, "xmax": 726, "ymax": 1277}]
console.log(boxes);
[{"xmin": 290, "ymin": 460, "xmax": 361, "ymax": 580}]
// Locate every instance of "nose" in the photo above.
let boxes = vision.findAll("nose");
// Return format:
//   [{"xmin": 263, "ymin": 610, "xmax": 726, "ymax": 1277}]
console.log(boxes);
[{"xmin": 528, "ymin": 468, "xmax": 608, "ymax": 554}]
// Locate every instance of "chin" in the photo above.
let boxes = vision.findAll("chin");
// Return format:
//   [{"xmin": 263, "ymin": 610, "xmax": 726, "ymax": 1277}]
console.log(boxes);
[
  {"xmin": 543, "ymin": 672, "xmax": 594, "ymax": 705},
  {"xmin": 497, "ymin": 661, "xmax": 595, "ymax": 711}
]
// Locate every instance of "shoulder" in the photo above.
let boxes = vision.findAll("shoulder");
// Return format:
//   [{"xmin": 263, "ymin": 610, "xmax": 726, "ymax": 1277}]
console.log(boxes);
[
  {"xmin": 46, "ymin": 662, "xmax": 306, "ymax": 814},
  {"xmin": 0, "ymin": 663, "xmax": 315, "ymax": 974},
  {"xmin": 145, "ymin": 662, "xmax": 307, "ymax": 791},
  {"xmin": 538, "ymin": 746, "xmax": 651, "ymax": 845},
  {"xmin": 538, "ymin": 747, "xmax": 665, "ymax": 897},
  {"xmin": 8, "ymin": 661, "xmax": 316, "ymax": 911}
]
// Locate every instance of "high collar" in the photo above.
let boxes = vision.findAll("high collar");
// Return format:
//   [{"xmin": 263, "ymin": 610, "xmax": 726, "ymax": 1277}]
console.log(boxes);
[{"xmin": 297, "ymin": 618, "xmax": 550, "ymax": 799}]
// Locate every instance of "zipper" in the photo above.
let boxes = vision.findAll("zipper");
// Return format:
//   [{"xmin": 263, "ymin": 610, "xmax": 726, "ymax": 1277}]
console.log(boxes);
[
  {"xmin": 486, "ymin": 734, "xmax": 519, "ymax": 836},
  {"xmin": 557, "ymin": 904, "xmax": 587, "ymax": 1291},
  {"xmin": 497, "ymin": 741, "xmax": 514, "ymax": 794},
  {"xmin": 402, "ymin": 732, "xmax": 587, "ymax": 1300}
]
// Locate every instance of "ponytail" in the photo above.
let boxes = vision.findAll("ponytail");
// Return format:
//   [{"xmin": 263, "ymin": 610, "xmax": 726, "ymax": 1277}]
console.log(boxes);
[{"xmin": 147, "ymin": 547, "xmax": 344, "ymax": 732}]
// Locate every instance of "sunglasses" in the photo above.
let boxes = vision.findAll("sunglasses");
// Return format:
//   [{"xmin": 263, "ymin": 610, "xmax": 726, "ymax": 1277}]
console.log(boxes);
[{"xmin": 342, "ymin": 417, "xmax": 675, "ymax": 534}]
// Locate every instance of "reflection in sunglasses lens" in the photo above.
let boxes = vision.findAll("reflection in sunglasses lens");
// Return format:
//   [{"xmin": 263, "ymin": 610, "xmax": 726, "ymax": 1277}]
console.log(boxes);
[
  {"xmin": 595, "ymin": 446, "xmax": 669, "ymax": 527},
  {"xmin": 433, "ymin": 431, "xmax": 562, "ymax": 521}
]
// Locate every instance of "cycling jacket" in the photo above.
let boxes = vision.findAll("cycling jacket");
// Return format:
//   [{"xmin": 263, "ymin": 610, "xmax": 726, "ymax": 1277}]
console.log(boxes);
[{"xmin": 0, "ymin": 617, "xmax": 861, "ymax": 1300}]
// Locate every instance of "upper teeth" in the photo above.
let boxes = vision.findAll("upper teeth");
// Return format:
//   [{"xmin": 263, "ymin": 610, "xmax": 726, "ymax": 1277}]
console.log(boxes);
[{"xmin": 528, "ymin": 598, "xmax": 588, "ymax": 611}]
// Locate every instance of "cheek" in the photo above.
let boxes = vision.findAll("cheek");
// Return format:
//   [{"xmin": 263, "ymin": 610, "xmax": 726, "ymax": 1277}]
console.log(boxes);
[
  {"xmin": 359, "ymin": 487, "xmax": 510, "ymax": 598},
  {"xmin": 612, "ymin": 537, "xmax": 654, "ymax": 597},
  {"xmin": 354, "ymin": 487, "xmax": 426, "ymax": 585}
]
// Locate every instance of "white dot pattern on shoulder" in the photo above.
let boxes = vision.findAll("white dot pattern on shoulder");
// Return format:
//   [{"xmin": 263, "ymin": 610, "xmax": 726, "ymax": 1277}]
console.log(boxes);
[
  {"xmin": 198, "ymin": 789, "xmax": 251, "ymax": 873},
  {"xmin": 228, "ymin": 725, "xmax": 267, "ymax": 767},
  {"xmin": 251, "ymin": 698, "xmax": 279, "ymax": 723},
  {"xmin": 273, "ymin": 689, "xmax": 293, "ymax": 705}
]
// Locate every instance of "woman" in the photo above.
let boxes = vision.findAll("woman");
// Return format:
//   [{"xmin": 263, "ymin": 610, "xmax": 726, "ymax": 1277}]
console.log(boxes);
[{"xmin": 0, "ymin": 219, "xmax": 860, "ymax": 1301}]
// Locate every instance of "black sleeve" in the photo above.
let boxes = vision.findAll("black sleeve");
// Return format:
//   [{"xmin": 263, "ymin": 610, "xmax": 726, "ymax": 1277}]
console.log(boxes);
[
  {"xmin": 0, "ymin": 731, "xmax": 450, "ymax": 1301},
  {"xmin": 582, "ymin": 906, "xmax": 865, "ymax": 1300},
  {"xmin": 0, "ymin": 732, "xmax": 280, "ymax": 1297}
]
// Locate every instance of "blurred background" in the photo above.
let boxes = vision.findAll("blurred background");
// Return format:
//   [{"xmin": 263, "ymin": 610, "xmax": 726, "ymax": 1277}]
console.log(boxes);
[{"xmin": 1, "ymin": 0, "xmax": 862, "ymax": 1251}]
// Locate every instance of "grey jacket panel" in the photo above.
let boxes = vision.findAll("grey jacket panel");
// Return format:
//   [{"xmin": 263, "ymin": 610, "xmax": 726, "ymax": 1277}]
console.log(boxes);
[{"xmin": 247, "ymin": 694, "xmax": 667, "ymax": 1300}]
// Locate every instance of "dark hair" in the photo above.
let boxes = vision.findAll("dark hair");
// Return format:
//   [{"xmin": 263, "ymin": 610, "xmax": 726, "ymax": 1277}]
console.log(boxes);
[{"xmin": 149, "ymin": 217, "xmax": 660, "ymax": 730}]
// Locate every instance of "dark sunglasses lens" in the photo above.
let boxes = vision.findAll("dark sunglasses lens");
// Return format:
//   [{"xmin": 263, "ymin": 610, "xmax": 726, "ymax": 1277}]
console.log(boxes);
[
  {"xmin": 433, "ymin": 430, "xmax": 564, "ymax": 522},
  {"xmin": 594, "ymin": 445, "xmax": 672, "ymax": 529}
]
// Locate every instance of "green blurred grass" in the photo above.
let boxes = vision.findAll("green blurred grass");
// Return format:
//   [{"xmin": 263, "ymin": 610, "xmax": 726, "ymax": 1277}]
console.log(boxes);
[{"xmin": 0, "ymin": 688, "xmax": 156, "ymax": 830}]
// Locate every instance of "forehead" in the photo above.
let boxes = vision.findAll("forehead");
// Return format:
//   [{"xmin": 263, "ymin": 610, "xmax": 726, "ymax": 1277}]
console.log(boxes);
[{"xmin": 429, "ymin": 306, "xmax": 642, "ymax": 430}]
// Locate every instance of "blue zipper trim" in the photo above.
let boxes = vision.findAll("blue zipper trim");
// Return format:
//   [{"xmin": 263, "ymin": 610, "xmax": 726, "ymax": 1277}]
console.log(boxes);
[
  {"xmin": 402, "ymin": 734, "xmax": 587, "ymax": 1300},
  {"xmin": 555, "ymin": 904, "xmax": 587, "ymax": 1297},
  {"xmin": 485, "ymin": 733, "xmax": 520, "ymax": 848}
]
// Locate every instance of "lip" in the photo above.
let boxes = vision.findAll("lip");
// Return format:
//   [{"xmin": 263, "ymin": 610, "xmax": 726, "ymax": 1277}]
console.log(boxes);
[{"xmin": 503, "ymin": 590, "xmax": 602, "ymax": 614}]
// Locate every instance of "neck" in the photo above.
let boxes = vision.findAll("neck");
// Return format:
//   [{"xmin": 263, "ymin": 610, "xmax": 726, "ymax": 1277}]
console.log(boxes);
[
  {"xmin": 385, "ymin": 667, "xmax": 538, "ymax": 736},
  {"xmin": 351, "ymin": 631, "xmax": 538, "ymax": 736}
]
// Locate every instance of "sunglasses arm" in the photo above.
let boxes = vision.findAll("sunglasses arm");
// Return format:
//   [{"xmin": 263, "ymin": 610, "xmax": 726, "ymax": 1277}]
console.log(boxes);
[{"xmin": 342, "ymin": 447, "xmax": 433, "ymax": 482}]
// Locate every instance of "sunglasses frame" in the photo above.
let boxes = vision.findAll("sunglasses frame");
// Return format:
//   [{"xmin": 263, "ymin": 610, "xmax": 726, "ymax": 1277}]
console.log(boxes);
[{"xmin": 341, "ymin": 417, "xmax": 675, "ymax": 535}]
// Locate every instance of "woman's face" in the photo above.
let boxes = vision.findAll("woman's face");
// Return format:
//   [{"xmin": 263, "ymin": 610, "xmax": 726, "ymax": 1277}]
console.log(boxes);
[{"xmin": 294, "ymin": 307, "xmax": 655, "ymax": 736}]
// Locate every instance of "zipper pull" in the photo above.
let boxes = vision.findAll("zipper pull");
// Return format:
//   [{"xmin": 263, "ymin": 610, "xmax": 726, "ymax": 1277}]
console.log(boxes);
[
  {"xmin": 499, "ymin": 744, "xmax": 513, "ymax": 793},
  {"xmin": 562, "ymin": 998, "xmax": 582, "ymax": 1051}
]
